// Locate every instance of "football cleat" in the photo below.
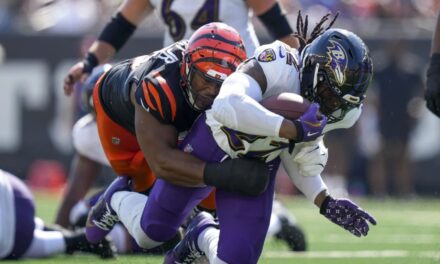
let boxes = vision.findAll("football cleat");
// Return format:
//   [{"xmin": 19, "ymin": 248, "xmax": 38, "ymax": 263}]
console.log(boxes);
[
  {"xmin": 163, "ymin": 212, "xmax": 218, "ymax": 264},
  {"xmin": 86, "ymin": 176, "xmax": 130, "ymax": 243},
  {"xmin": 65, "ymin": 228, "xmax": 116, "ymax": 259},
  {"xmin": 274, "ymin": 215, "xmax": 307, "ymax": 251},
  {"xmin": 272, "ymin": 200, "xmax": 307, "ymax": 251}
]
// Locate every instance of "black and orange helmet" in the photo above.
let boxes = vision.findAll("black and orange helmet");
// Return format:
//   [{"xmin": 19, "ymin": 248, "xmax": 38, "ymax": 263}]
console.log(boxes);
[{"xmin": 181, "ymin": 22, "xmax": 246, "ymax": 110}]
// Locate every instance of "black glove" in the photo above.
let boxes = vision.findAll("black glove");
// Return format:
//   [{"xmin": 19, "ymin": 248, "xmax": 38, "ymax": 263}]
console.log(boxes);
[
  {"xmin": 426, "ymin": 53, "xmax": 440, "ymax": 118},
  {"xmin": 203, "ymin": 159, "xmax": 270, "ymax": 196}
]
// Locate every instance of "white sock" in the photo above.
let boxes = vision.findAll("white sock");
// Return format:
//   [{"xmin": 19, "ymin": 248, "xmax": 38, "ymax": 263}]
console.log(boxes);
[
  {"xmin": 111, "ymin": 191, "xmax": 161, "ymax": 249},
  {"xmin": 22, "ymin": 229, "xmax": 65, "ymax": 258},
  {"xmin": 69, "ymin": 200, "xmax": 89, "ymax": 225},
  {"xmin": 109, "ymin": 224, "xmax": 130, "ymax": 254},
  {"xmin": 266, "ymin": 212, "xmax": 282, "ymax": 237},
  {"xmin": 197, "ymin": 227, "xmax": 227, "ymax": 264},
  {"xmin": 34, "ymin": 217, "xmax": 45, "ymax": 231}
]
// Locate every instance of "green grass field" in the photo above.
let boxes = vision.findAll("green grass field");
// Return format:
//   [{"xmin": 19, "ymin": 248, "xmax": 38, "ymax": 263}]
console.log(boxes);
[{"xmin": 4, "ymin": 194, "xmax": 440, "ymax": 264}]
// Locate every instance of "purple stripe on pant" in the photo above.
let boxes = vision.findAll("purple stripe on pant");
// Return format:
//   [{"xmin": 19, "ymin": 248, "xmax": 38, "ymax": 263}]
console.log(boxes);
[
  {"xmin": 140, "ymin": 114, "xmax": 279, "ymax": 263},
  {"xmin": 3, "ymin": 174, "xmax": 35, "ymax": 260}
]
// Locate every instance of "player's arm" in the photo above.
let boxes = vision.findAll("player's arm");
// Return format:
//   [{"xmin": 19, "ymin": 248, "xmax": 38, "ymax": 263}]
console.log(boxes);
[
  {"xmin": 63, "ymin": 0, "xmax": 154, "ymax": 95},
  {"xmin": 280, "ymin": 149, "xmax": 376, "ymax": 237},
  {"xmin": 133, "ymin": 83, "xmax": 271, "ymax": 195},
  {"xmin": 247, "ymin": 0, "xmax": 299, "ymax": 49},
  {"xmin": 55, "ymin": 154, "xmax": 101, "ymax": 227},
  {"xmin": 134, "ymin": 102, "xmax": 205, "ymax": 186},
  {"xmin": 426, "ymin": 11, "xmax": 440, "ymax": 117},
  {"xmin": 211, "ymin": 58, "xmax": 325, "ymax": 142}
]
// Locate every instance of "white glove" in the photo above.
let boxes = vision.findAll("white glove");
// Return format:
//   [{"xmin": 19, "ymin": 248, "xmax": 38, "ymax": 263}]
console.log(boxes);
[{"xmin": 293, "ymin": 139, "xmax": 328, "ymax": 177}]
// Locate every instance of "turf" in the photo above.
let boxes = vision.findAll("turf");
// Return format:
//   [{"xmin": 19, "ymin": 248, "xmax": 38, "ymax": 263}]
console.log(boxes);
[{"xmin": 5, "ymin": 193, "xmax": 440, "ymax": 264}]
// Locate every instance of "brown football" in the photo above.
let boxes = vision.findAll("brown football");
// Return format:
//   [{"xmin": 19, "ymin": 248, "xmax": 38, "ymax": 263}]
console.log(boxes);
[{"xmin": 260, "ymin": 93, "xmax": 311, "ymax": 119}]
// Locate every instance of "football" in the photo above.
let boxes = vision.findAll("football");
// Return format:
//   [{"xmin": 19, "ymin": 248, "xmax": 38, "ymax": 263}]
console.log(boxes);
[{"xmin": 260, "ymin": 93, "xmax": 311, "ymax": 119}]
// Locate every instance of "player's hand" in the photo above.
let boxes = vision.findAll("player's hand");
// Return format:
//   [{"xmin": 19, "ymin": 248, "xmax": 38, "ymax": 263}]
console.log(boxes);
[
  {"xmin": 293, "ymin": 103, "xmax": 327, "ymax": 142},
  {"xmin": 63, "ymin": 61, "xmax": 90, "ymax": 96},
  {"xmin": 426, "ymin": 53, "xmax": 440, "ymax": 118},
  {"xmin": 293, "ymin": 137, "xmax": 328, "ymax": 177},
  {"xmin": 64, "ymin": 53, "xmax": 98, "ymax": 96},
  {"xmin": 320, "ymin": 196, "xmax": 376, "ymax": 237}
]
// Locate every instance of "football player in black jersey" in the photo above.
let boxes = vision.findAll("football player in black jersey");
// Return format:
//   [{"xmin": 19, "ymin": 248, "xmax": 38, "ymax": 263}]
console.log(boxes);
[
  {"xmin": 60, "ymin": 0, "xmax": 306, "ymax": 252},
  {"xmin": 85, "ymin": 22, "xmax": 317, "ymax": 252},
  {"xmin": 84, "ymin": 22, "xmax": 258, "ymax": 246}
]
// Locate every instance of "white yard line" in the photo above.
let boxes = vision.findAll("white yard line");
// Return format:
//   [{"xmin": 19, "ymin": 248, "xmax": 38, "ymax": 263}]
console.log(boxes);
[
  {"xmin": 263, "ymin": 250, "xmax": 440, "ymax": 259},
  {"xmin": 315, "ymin": 234, "xmax": 439, "ymax": 244}
]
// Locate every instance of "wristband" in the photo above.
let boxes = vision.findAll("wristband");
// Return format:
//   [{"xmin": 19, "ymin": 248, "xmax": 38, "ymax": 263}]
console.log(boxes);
[
  {"xmin": 98, "ymin": 12, "xmax": 136, "ymax": 51},
  {"xmin": 82, "ymin": 52, "xmax": 99, "ymax": 74},
  {"xmin": 258, "ymin": 3, "xmax": 293, "ymax": 39}
]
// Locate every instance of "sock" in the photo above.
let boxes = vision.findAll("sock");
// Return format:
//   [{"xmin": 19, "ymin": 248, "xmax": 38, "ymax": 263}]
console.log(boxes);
[
  {"xmin": 22, "ymin": 229, "xmax": 65, "ymax": 258},
  {"xmin": 109, "ymin": 224, "xmax": 130, "ymax": 254},
  {"xmin": 111, "ymin": 191, "xmax": 161, "ymax": 249},
  {"xmin": 34, "ymin": 217, "xmax": 45, "ymax": 231},
  {"xmin": 198, "ymin": 227, "xmax": 227, "ymax": 264},
  {"xmin": 69, "ymin": 200, "xmax": 89, "ymax": 227},
  {"xmin": 266, "ymin": 212, "xmax": 282, "ymax": 237}
]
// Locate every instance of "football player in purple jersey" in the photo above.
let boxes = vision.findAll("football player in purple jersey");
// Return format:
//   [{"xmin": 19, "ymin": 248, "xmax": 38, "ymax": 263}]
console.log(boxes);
[
  {"xmin": 0, "ymin": 169, "xmax": 115, "ymax": 260},
  {"xmin": 83, "ymin": 22, "xmax": 324, "ymax": 257},
  {"xmin": 162, "ymin": 14, "xmax": 376, "ymax": 264},
  {"xmin": 59, "ymin": 0, "xmax": 306, "ymax": 251}
]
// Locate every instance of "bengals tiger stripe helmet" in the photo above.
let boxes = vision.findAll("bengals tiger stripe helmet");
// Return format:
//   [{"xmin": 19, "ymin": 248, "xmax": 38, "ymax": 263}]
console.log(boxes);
[{"xmin": 181, "ymin": 22, "xmax": 246, "ymax": 110}]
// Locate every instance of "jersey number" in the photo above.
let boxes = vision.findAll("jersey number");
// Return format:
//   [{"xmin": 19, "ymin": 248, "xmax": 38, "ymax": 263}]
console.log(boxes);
[
  {"xmin": 161, "ymin": 0, "xmax": 220, "ymax": 41},
  {"xmin": 221, "ymin": 127, "xmax": 288, "ymax": 161}
]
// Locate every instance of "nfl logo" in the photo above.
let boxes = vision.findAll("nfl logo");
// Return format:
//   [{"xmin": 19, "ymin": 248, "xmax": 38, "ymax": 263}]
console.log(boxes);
[
  {"xmin": 112, "ymin": 137, "xmax": 121, "ymax": 145},
  {"xmin": 183, "ymin": 144, "xmax": 193, "ymax": 153}
]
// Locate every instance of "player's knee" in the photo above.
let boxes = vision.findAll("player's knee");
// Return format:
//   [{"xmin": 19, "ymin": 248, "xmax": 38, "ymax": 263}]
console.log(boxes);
[{"xmin": 132, "ymin": 226, "xmax": 162, "ymax": 249}]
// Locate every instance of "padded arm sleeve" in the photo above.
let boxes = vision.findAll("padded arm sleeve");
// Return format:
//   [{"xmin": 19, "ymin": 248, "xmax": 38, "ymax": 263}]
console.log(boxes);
[
  {"xmin": 280, "ymin": 149, "xmax": 328, "ymax": 202},
  {"xmin": 211, "ymin": 72, "xmax": 284, "ymax": 137}
]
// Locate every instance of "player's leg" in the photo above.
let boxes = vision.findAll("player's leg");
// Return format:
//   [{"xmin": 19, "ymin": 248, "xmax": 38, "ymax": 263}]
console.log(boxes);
[
  {"xmin": 172, "ymin": 160, "xmax": 279, "ymax": 264},
  {"xmin": 267, "ymin": 165, "xmax": 307, "ymax": 251},
  {"xmin": 213, "ymin": 159, "xmax": 279, "ymax": 264},
  {"xmin": 87, "ymin": 77, "xmax": 157, "ymax": 243},
  {"xmin": 93, "ymin": 79, "xmax": 155, "ymax": 192},
  {"xmin": 23, "ymin": 227, "xmax": 115, "ymax": 259},
  {"xmin": 1, "ymin": 171, "xmax": 36, "ymax": 260},
  {"xmin": 136, "ymin": 114, "xmax": 227, "ymax": 249}
]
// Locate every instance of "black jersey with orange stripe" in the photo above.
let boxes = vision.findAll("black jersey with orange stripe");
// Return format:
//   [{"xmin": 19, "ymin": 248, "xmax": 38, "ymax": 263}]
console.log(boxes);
[
  {"xmin": 133, "ymin": 41, "xmax": 200, "ymax": 132},
  {"xmin": 97, "ymin": 40, "xmax": 200, "ymax": 134}
]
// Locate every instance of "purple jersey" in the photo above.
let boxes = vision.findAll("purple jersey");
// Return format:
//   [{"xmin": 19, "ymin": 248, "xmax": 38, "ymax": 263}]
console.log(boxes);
[{"xmin": 0, "ymin": 170, "xmax": 35, "ymax": 259}]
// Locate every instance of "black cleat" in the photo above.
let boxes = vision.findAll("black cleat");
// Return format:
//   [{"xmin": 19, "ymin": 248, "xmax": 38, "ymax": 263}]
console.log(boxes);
[
  {"xmin": 275, "ymin": 216, "xmax": 307, "ymax": 251},
  {"xmin": 64, "ymin": 229, "xmax": 116, "ymax": 259}
]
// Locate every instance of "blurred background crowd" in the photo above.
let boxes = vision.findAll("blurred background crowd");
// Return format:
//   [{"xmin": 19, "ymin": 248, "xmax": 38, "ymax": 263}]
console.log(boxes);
[{"xmin": 0, "ymin": 0, "xmax": 439, "ymax": 198}]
